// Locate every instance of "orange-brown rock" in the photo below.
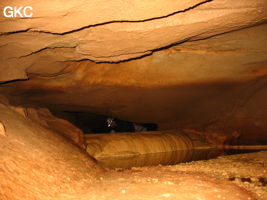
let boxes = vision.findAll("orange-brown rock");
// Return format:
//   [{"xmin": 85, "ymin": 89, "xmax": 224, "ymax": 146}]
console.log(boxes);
[
  {"xmin": 92, "ymin": 168, "xmax": 257, "ymax": 200},
  {"xmin": 1, "ymin": 23, "xmax": 267, "ymax": 144},
  {"xmin": 1, "ymin": 99, "xmax": 260, "ymax": 200},
  {"xmin": 0, "ymin": 100, "xmax": 104, "ymax": 200},
  {"xmin": 0, "ymin": 0, "xmax": 267, "ymax": 82},
  {"xmin": 0, "ymin": 1, "xmax": 266, "ymax": 199},
  {"xmin": 0, "ymin": 121, "xmax": 6, "ymax": 137},
  {"xmin": 24, "ymin": 107, "xmax": 86, "ymax": 149},
  {"xmin": 85, "ymin": 131, "xmax": 212, "ymax": 169}
]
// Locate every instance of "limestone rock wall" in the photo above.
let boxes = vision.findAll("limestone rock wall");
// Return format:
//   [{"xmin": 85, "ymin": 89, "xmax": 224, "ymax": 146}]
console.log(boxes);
[
  {"xmin": 23, "ymin": 107, "xmax": 86, "ymax": 149},
  {"xmin": 0, "ymin": 1, "xmax": 266, "ymax": 145},
  {"xmin": 0, "ymin": 1, "xmax": 266, "ymax": 199},
  {"xmin": 1, "ymin": 23, "xmax": 266, "ymax": 145},
  {"xmin": 85, "ymin": 131, "xmax": 213, "ymax": 169},
  {"xmin": 0, "ymin": 0, "xmax": 267, "ymax": 82},
  {"xmin": 0, "ymin": 98, "xmax": 259, "ymax": 200},
  {"xmin": 0, "ymin": 99, "xmax": 103, "ymax": 200}
]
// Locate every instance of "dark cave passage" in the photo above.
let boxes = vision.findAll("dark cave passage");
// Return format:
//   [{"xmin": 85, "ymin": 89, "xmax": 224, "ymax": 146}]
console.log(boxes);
[
  {"xmin": 51, "ymin": 110, "xmax": 158, "ymax": 134},
  {"xmin": 0, "ymin": 1, "xmax": 267, "ymax": 199},
  {"xmin": 44, "ymin": 108, "xmax": 264, "ymax": 169}
]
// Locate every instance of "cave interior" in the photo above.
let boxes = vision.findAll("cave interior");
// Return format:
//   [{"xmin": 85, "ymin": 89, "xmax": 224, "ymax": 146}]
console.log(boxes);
[{"xmin": 0, "ymin": 1, "xmax": 267, "ymax": 200}]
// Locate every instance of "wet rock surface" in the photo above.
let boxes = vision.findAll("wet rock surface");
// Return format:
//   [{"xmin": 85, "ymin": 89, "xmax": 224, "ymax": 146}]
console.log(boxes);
[
  {"xmin": 0, "ymin": 99, "xmax": 265, "ymax": 200},
  {"xmin": 0, "ymin": 1, "xmax": 267, "ymax": 199},
  {"xmin": 87, "ymin": 151, "xmax": 266, "ymax": 200},
  {"xmin": 1, "ymin": 23, "xmax": 267, "ymax": 146},
  {"xmin": 0, "ymin": 2, "xmax": 267, "ymax": 145}
]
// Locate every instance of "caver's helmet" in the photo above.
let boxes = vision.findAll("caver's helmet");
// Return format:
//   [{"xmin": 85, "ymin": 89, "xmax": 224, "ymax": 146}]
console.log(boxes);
[{"xmin": 106, "ymin": 118, "xmax": 116, "ymax": 128}]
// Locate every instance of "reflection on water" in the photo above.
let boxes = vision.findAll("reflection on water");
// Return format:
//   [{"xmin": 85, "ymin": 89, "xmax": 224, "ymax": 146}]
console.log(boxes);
[
  {"xmin": 223, "ymin": 148, "xmax": 260, "ymax": 155},
  {"xmin": 97, "ymin": 148, "xmax": 260, "ymax": 169}
]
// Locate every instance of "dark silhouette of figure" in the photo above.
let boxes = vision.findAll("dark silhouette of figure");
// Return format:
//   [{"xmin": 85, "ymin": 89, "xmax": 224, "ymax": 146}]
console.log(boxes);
[{"xmin": 106, "ymin": 118, "xmax": 135, "ymax": 132}]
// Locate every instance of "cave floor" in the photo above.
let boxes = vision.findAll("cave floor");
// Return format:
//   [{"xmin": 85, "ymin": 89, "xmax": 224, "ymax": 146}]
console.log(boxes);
[
  {"xmin": 90, "ymin": 151, "xmax": 267, "ymax": 200},
  {"xmin": 163, "ymin": 150, "xmax": 267, "ymax": 200}
]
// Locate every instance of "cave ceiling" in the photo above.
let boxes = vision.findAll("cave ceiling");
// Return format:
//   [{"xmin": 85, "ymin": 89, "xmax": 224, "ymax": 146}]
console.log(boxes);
[{"xmin": 0, "ymin": 0, "xmax": 267, "ymax": 137}]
